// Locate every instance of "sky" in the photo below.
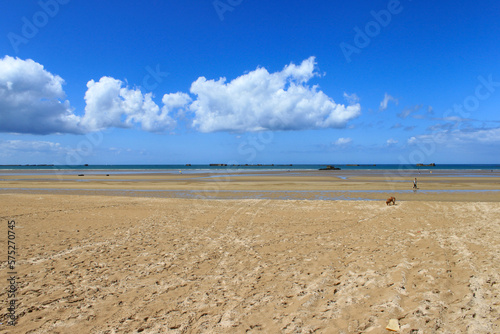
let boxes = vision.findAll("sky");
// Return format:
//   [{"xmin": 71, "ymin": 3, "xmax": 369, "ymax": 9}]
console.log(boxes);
[{"xmin": 0, "ymin": 0, "xmax": 499, "ymax": 165}]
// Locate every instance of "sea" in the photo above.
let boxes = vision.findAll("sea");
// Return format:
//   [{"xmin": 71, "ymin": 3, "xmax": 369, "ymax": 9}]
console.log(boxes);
[{"xmin": 0, "ymin": 163, "xmax": 499, "ymax": 174}]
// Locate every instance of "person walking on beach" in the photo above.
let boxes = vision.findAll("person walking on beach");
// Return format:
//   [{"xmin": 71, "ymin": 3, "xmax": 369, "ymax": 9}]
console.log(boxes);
[{"xmin": 413, "ymin": 177, "xmax": 418, "ymax": 190}]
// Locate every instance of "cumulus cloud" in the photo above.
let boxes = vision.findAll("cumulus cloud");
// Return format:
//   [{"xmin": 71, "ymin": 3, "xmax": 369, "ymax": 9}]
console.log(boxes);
[
  {"xmin": 0, "ymin": 57, "xmax": 192, "ymax": 134},
  {"xmin": 189, "ymin": 57, "xmax": 361, "ymax": 132},
  {"xmin": 0, "ymin": 56, "xmax": 82, "ymax": 134},
  {"xmin": 379, "ymin": 93, "xmax": 398, "ymax": 111},
  {"xmin": 80, "ymin": 77, "xmax": 190, "ymax": 132},
  {"xmin": 1, "ymin": 56, "xmax": 360, "ymax": 135}
]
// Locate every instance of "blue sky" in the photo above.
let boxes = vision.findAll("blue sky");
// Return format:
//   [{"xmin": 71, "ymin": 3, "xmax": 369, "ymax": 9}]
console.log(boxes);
[{"xmin": 0, "ymin": 0, "xmax": 499, "ymax": 165}]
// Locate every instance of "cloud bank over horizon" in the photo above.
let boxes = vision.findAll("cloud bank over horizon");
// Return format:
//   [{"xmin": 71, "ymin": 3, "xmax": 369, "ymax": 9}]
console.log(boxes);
[{"xmin": 0, "ymin": 56, "xmax": 361, "ymax": 135}]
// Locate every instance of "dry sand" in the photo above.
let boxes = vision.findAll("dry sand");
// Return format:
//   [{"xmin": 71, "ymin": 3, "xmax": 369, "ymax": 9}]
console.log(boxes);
[{"xmin": 1, "ymin": 171, "xmax": 500, "ymax": 333}]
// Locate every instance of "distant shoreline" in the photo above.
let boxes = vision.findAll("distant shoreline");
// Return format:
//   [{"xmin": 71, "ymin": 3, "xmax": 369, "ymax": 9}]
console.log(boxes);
[{"xmin": 1, "ymin": 163, "xmax": 500, "ymax": 172}]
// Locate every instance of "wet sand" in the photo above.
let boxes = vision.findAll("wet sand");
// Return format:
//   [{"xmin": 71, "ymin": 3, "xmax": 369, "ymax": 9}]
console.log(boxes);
[
  {"xmin": 1, "ymin": 170, "xmax": 500, "ymax": 201},
  {"xmin": 1, "ymin": 171, "xmax": 499, "ymax": 333}
]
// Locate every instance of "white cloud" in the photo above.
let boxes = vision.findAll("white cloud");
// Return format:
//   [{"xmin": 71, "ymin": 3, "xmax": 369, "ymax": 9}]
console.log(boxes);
[
  {"xmin": 386, "ymin": 138, "xmax": 398, "ymax": 145},
  {"xmin": 334, "ymin": 137, "xmax": 352, "ymax": 146},
  {"xmin": 80, "ymin": 77, "xmax": 191, "ymax": 133},
  {"xmin": 0, "ymin": 139, "xmax": 66, "ymax": 156},
  {"xmin": 379, "ymin": 93, "xmax": 398, "ymax": 111},
  {"xmin": 0, "ymin": 57, "xmax": 190, "ymax": 135},
  {"xmin": 158, "ymin": 92, "xmax": 192, "ymax": 125},
  {"xmin": 451, "ymin": 127, "xmax": 500, "ymax": 143},
  {"xmin": 407, "ymin": 136, "xmax": 417, "ymax": 145},
  {"xmin": 343, "ymin": 92, "xmax": 359, "ymax": 104},
  {"xmin": 408, "ymin": 127, "xmax": 500, "ymax": 146},
  {"xmin": 0, "ymin": 56, "xmax": 82, "ymax": 134},
  {"xmin": 1, "ymin": 56, "xmax": 360, "ymax": 135},
  {"xmin": 189, "ymin": 57, "xmax": 361, "ymax": 132}
]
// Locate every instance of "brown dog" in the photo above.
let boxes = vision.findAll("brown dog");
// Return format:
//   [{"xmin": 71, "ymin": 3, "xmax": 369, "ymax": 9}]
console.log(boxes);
[{"xmin": 386, "ymin": 196, "xmax": 396, "ymax": 205}]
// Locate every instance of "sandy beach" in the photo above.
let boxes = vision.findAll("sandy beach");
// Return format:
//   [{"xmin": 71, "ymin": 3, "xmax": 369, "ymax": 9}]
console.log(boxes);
[
  {"xmin": 1, "ymin": 171, "xmax": 500, "ymax": 333},
  {"xmin": 1, "ymin": 169, "xmax": 500, "ymax": 202}
]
